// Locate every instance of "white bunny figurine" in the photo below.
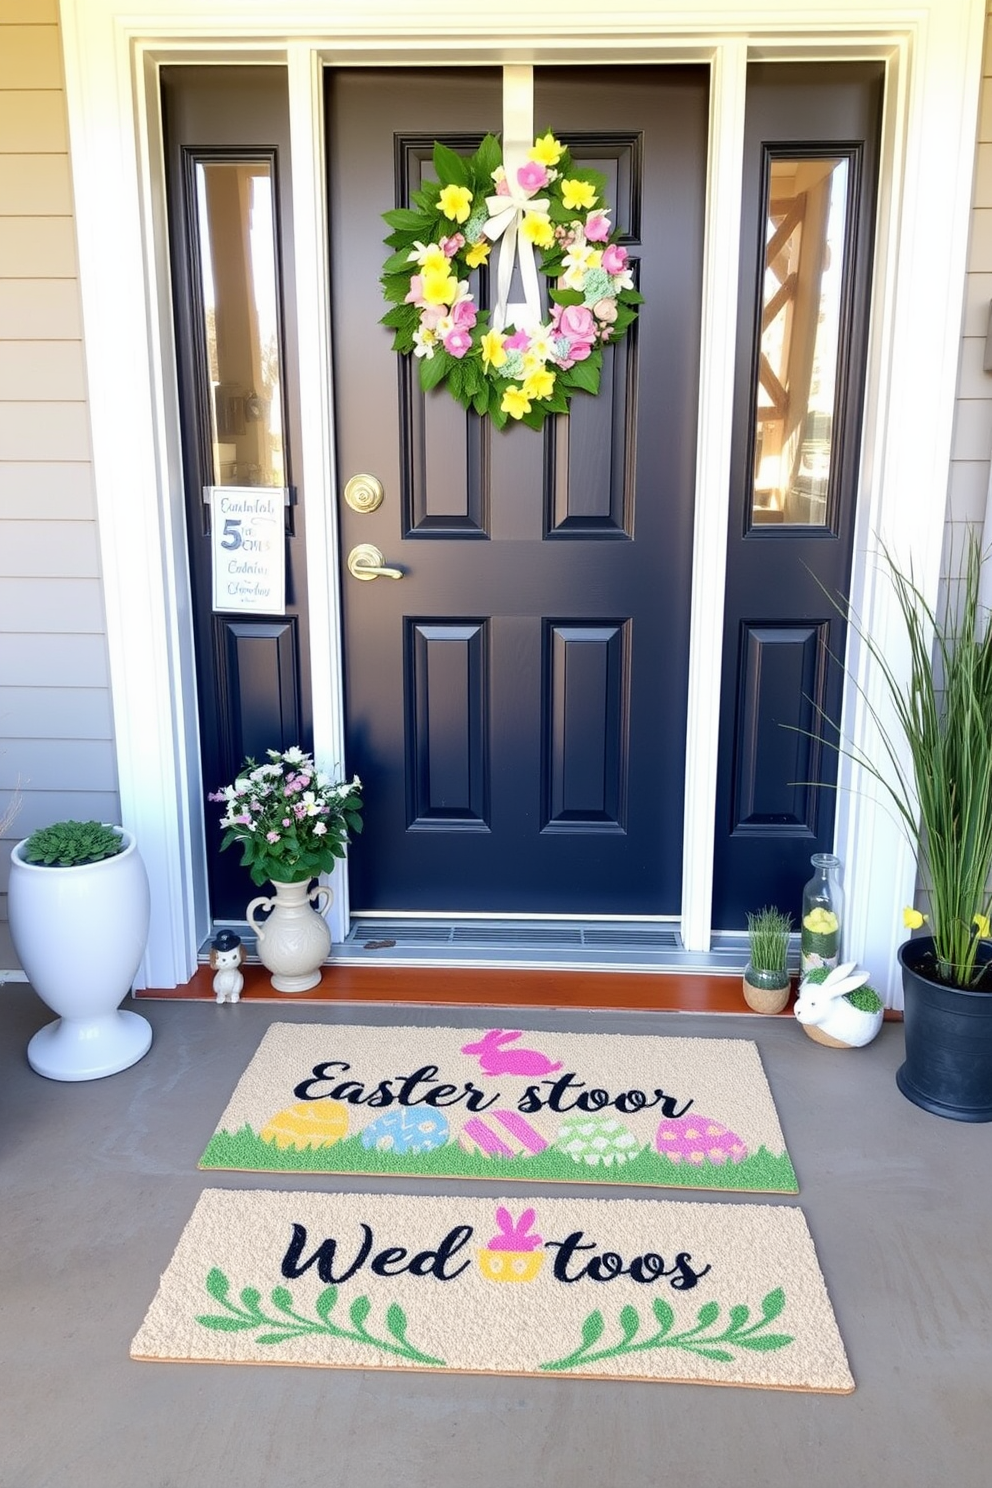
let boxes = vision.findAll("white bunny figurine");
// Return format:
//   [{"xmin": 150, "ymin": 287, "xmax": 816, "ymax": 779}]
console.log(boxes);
[{"xmin": 794, "ymin": 961, "xmax": 885, "ymax": 1048}]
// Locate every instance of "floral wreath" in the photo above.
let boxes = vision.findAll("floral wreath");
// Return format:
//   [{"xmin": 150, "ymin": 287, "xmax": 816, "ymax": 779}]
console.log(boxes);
[{"xmin": 380, "ymin": 132, "xmax": 642, "ymax": 431}]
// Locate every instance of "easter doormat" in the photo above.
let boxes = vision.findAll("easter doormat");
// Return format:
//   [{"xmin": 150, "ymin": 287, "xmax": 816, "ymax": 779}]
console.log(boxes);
[
  {"xmin": 131, "ymin": 1187, "xmax": 853, "ymax": 1391},
  {"xmin": 198, "ymin": 1023, "xmax": 798, "ymax": 1192}
]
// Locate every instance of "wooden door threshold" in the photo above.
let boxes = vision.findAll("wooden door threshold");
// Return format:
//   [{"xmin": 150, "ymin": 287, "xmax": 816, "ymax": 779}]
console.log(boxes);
[{"xmin": 137, "ymin": 962, "xmax": 793, "ymax": 1015}]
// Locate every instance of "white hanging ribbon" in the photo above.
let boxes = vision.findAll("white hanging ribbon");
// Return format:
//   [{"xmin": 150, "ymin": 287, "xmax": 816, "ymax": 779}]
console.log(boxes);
[{"xmin": 483, "ymin": 65, "xmax": 547, "ymax": 333}]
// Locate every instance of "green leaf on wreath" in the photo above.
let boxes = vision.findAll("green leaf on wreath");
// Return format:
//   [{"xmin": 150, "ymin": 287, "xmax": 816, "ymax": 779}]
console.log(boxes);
[
  {"xmin": 382, "ymin": 207, "xmax": 425, "ymax": 231},
  {"xmin": 433, "ymin": 141, "xmax": 469, "ymax": 187},
  {"xmin": 419, "ymin": 351, "xmax": 450, "ymax": 392}
]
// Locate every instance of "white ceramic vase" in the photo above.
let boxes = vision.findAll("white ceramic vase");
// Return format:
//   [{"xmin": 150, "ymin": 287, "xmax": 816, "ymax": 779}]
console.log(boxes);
[
  {"xmin": 246, "ymin": 878, "xmax": 332, "ymax": 992},
  {"xmin": 8, "ymin": 829, "xmax": 153, "ymax": 1081}
]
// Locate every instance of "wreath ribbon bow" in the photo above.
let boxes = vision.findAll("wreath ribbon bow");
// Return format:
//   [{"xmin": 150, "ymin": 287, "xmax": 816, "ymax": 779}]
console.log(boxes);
[{"xmin": 483, "ymin": 180, "xmax": 549, "ymax": 333}]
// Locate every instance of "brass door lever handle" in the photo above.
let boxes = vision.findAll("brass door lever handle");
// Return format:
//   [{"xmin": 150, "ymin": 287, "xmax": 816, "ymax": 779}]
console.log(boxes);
[{"xmin": 347, "ymin": 543, "xmax": 404, "ymax": 581}]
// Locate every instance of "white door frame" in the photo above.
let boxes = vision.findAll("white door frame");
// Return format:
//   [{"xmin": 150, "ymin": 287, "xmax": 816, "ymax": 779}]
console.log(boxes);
[{"xmin": 58, "ymin": 2, "xmax": 986, "ymax": 1001}]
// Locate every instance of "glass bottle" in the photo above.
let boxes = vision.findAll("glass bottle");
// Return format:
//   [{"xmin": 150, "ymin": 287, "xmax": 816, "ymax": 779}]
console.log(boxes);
[{"xmin": 801, "ymin": 853, "xmax": 843, "ymax": 974}]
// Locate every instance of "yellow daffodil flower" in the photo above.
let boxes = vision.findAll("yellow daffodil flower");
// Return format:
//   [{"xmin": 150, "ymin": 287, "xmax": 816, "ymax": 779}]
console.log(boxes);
[
  {"xmin": 530, "ymin": 132, "xmax": 564, "ymax": 167},
  {"xmin": 407, "ymin": 240, "xmax": 448, "ymax": 271},
  {"xmin": 420, "ymin": 266, "xmax": 459, "ymax": 306},
  {"xmin": 465, "ymin": 239, "xmax": 491, "ymax": 269},
  {"xmin": 974, "ymin": 913, "xmax": 991, "ymax": 939},
  {"xmin": 523, "ymin": 366, "xmax": 556, "ymax": 401},
  {"xmin": 521, "ymin": 211, "xmax": 555, "ymax": 249},
  {"xmin": 903, "ymin": 907, "xmax": 927, "ymax": 930},
  {"xmin": 501, "ymin": 385, "xmax": 532, "ymax": 420},
  {"xmin": 561, "ymin": 178, "xmax": 597, "ymax": 211},
  {"xmin": 438, "ymin": 184, "xmax": 473, "ymax": 223},
  {"xmin": 480, "ymin": 328, "xmax": 507, "ymax": 370}
]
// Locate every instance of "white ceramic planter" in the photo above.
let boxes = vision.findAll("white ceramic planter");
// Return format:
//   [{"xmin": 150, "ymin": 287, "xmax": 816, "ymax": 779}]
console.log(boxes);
[{"xmin": 8, "ymin": 829, "xmax": 153, "ymax": 1081}]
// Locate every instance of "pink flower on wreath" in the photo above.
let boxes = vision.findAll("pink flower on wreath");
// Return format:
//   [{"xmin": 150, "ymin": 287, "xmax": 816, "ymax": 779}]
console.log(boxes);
[
  {"xmin": 504, "ymin": 328, "xmax": 531, "ymax": 351},
  {"xmin": 549, "ymin": 303, "xmax": 597, "ymax": 368},
  {"xmin": 451, "ymin": 299, "xmax": 477, "ymax": 330},
  {"xmin": 405, "ymin": 274, "xmax": 426, "ymax": 306},
  {"xmin": 517, "ymin": 160, "xmax": 549, "ymax": 192},
  {"xmin": 266, "ymin": 831, "xmax": 280, "ymax": 843},
  {"xmin": 602, "ymin": 244, "xmax": 628, "ymax": 275},
  {"xmin": 441, "ymin": 233, "xmax": 465, "ymax": 257},
  {"xmin": 584, "ymin": 211, "xmax": 611, "ymax": 243},
  {"xmin": 442, "ymin": 327, "xmax": 473, "ymax": 359}
]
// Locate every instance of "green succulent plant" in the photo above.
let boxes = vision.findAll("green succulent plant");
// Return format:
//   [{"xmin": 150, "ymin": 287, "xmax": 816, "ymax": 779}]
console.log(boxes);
[{"xmin": 23, "ymin": 819, "xmax": 124, "ymax": 867}]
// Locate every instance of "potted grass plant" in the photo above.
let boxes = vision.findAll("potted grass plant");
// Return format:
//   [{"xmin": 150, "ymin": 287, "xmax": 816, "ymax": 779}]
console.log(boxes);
[
  {"xmin": 830, "ymin": 533, "xmax": 992, "ymax": 1119},
  {"xmin": 743, "ymin": 906, "xmax": 793, "ymax": 1014},
  {"xmin": 7, "ymin": 819, "xmax": 152, "ymax": 1081}
]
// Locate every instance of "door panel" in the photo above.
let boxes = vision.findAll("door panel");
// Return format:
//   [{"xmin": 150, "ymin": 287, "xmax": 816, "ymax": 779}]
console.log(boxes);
[
  {"xmin": 328, "ymin": 66, "xmax": 708, "ymax": 915},
  {"xmin": 712, "ymin": 63, "xmax": 883, "ymax": 927},
  {"xmin": 162, "ymin": 68, "xmax": 311, "ymax": 922}
]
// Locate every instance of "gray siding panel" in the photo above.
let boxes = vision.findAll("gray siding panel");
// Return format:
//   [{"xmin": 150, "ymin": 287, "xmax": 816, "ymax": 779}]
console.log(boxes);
[
  {"xmin": 0, "ymin": 684, "xmax": 113, "ymax": 738},
  {"xmin": 0, "ymin": 578, "xmax": 105, "ymax": 631}
]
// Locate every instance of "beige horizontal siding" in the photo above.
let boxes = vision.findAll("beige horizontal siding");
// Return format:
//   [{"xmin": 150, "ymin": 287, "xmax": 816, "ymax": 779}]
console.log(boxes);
[
  {"xmin": 0, "ymin": 90, "xmax": 67, "ymax": 152},
  {"xmin": 0, "ymin": 340, "xmax": 86, "ymax": 399},
  {"xmin": 0, "ymin": 8, "xmax": 116, "ymax": 960},
  {"xmin": 0, "ymin": 462, "xmax": 93, "ymax": 519},
  {"xmin": 0, "ymin": 280, "xmax": 82, "ymax": 338}
]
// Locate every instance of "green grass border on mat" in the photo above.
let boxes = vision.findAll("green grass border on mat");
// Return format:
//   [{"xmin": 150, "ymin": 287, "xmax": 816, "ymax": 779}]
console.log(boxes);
[{"xmin": 199, "ymin": 1127, "xmax": 798, "ymax": 1192}]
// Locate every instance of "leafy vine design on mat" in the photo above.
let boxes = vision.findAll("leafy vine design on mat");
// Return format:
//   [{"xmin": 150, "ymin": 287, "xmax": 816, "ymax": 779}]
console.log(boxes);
[
  {"xmin": 196, "ymin": 1268, "xmax": 447, "ymax": 1366},
  {"xmin": 539, "ymin": 1287, "xmax": 794, "ymax": 1372}
]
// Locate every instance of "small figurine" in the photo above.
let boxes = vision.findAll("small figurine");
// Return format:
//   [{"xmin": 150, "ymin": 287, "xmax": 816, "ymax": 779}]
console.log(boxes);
[
  {"xmin": 210, "ymin": 929, "xmax": 244, "ymax": 1004},
  {"xmin": 794, "ymin": 962, "xmax": 884, "ymax": 1048}
]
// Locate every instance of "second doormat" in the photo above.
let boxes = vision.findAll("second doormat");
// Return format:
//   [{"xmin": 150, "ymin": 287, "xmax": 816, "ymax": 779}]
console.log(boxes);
[
  {"xmin": 132, "ymin": 1188, "xmax": 852, "ymax": 1391},
  {"xmin": 200, "ymin": 1022, "xmax": 798, "ymax": 1192}
]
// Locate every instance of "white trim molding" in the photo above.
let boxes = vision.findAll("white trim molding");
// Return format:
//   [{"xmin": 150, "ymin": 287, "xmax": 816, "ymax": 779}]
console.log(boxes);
[{"xmin": 57, "ymin": 1, "xmax": 987, "ymax": 999}]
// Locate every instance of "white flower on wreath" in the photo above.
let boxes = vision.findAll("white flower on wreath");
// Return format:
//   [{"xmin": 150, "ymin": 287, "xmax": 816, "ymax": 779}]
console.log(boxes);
[{"xmin": 413, "ymin": 326, "xmax": 438, "ymax": 359}]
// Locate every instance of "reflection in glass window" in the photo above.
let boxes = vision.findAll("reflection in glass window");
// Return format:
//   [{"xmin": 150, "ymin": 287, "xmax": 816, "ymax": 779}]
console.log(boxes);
[
  {"xmin": 751, "ymin": 156, "xmax": 849, "ymax": 526},
  {"xmin": 194, "ymin": 160, "xmax": 285, "ymax": 488}
]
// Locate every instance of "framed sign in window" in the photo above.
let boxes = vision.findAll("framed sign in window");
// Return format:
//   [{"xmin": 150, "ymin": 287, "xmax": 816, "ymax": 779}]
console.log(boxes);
[{"xmin": 207, "ymin": 485, "xmax": 287, "ymax": 615}]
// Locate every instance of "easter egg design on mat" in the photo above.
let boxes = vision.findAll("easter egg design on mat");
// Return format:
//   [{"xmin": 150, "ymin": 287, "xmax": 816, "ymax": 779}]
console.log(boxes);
[
  {"xmin": 458, "ymin": 1109, "xmax": 548, "ymax": 1159},
  {"xmin": 553, "ymin": 1114, "xmax": 642, "ymax": 1168},
  {"xmin": 260, "ymin": 1100, "xmax": 349, "ymax": 1151},
  {"xmin": 360, "ymin": 1108, "xmax": 449, "ymax": 1156},
  {"xmin": 655, "ymin": 1113, "xmax": 747, "ymax": 1166}
]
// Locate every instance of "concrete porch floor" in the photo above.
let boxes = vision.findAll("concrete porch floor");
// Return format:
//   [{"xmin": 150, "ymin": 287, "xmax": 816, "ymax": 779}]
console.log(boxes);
[{"xmin": 0, "ymin": 983, "xmax": 990, "ymax": 1488}]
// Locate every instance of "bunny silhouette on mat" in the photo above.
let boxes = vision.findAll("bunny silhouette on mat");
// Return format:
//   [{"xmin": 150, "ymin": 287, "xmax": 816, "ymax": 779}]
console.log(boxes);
[
  {"xmin": 794, "ymin": 961, "xmax": 884, "ymax": 1048},
  {"xmin": 460, "ymin": 1029, "xmax": 564, "ymax": 1076}
]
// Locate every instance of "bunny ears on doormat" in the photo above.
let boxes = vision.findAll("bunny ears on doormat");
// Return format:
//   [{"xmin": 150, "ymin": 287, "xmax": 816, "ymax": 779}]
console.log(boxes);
[
  {"xmin": 131, "ymin": 1187, "xmax": 852, "ymax": 1391},
  {"xmin": 199, "ymin": 1022, "xmax": 798, "ymax": 1193}
]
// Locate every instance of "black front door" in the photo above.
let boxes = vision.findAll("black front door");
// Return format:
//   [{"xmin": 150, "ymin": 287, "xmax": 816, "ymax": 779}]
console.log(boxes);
[
  {"xmin": 328, "ymin": 65, "xmax": 709, "ymax": 915},
  {"xmin": 712, "ymin": 63, "xmax": 883, "ymax": 927},
  {"xmin": 162, "ymin": 67, "xmax": 312, "ymax": 923}
]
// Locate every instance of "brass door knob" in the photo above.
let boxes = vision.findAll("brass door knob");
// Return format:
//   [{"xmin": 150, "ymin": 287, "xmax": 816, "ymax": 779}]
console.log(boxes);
[
  {"xmin": 347, "ymin": 543, "xmax": 404, "ymax": 581},
  {"xmin": 344, "ymin": 474, "xmax": 385, "ymax": 513}
]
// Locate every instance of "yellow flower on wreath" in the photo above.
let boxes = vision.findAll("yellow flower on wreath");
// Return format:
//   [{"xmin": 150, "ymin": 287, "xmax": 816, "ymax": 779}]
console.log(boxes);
[
  {"xmin": 530, "ymin": 132, "xmax": 564, "ymax": 167},
  {"xmin": 523, "ymin": 366, "xmax": 556, "ymax": 402},
  {"xmin": 465, "ymin": 239, "xmax": 491, "ymax": 269},
  {"xmin": 439, "ymin": 184, "xmax": 473, "ymax": 223},
  {"xmin": 481, "ymin": 328, "xmax": 507, "ymax": 370},
  {"xmin": 522, "ymin": 211, "xmax": 555, "ymax": 249},
  {"xmin": 420, "ymin": 265, "xmax": 460, "ymax": 306},
  {"xmin": 501, "ymin": 385, "xmax": 532, "ymax": 419},
  {"xmin": 561, "ymin": 178, "xmax": 597, "ymax": 211}
]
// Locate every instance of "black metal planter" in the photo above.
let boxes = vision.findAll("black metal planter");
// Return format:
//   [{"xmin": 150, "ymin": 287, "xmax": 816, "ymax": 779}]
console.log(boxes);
[{"xmin": 897, "ymin": 937, "xmax": 992, "ymax": 1122}]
